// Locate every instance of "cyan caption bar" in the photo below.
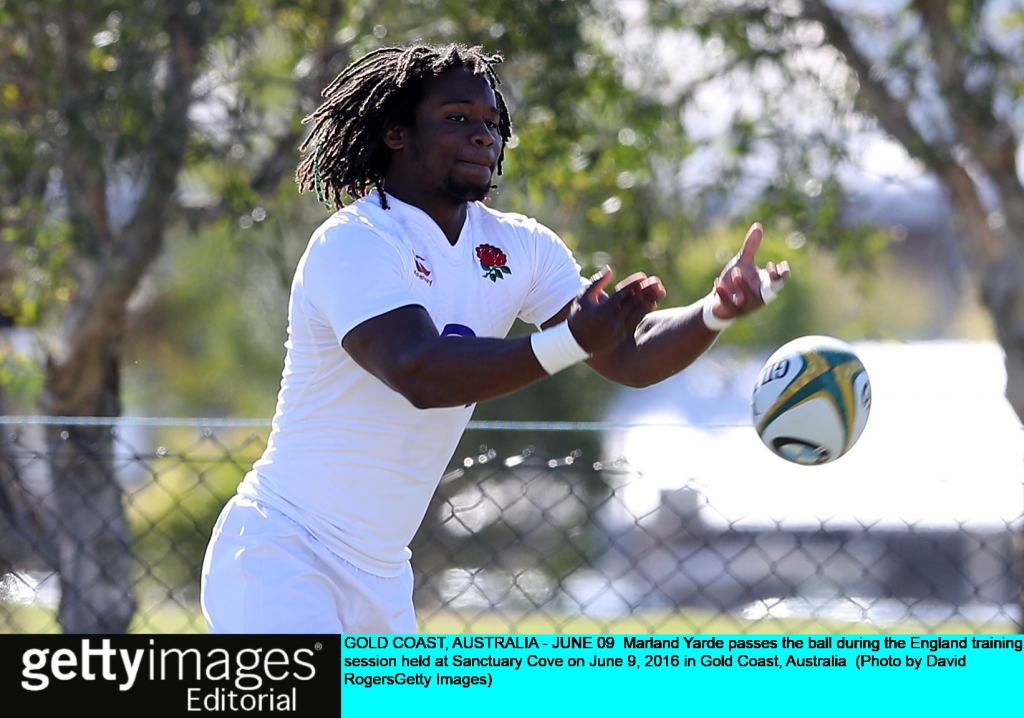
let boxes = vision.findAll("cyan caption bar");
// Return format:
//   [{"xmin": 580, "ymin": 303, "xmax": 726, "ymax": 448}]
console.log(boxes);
[{"xmin": 340, "ymin": 634, "xmax": 1023, "ymax": 717}]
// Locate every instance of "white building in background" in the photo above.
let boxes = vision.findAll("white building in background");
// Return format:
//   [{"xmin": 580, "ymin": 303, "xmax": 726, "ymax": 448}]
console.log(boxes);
[
  {"xmin": 604, "ymin": 340, "xmax": 1024, "ymax": 530},
  {"xmin": 595, "ymin": 341, "xmax": 1024, "ymax": 620}
]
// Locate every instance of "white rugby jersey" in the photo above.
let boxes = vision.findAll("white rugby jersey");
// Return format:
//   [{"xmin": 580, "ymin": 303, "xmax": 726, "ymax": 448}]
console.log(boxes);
[{"xmin": 239, "ymin": 193, "xmax": 585, "ymax": 576}]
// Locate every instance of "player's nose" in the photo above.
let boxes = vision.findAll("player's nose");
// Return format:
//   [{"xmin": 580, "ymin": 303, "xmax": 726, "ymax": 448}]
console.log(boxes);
[{"xmin": 469, "ymin": 119, "xmax": 497, "ymax": 147}]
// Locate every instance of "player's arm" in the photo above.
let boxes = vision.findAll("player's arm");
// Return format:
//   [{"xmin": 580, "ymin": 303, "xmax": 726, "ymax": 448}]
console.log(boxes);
[
  {"xmin": 341, "ymin": 268, "xmax": 660, "ymax": 409},
  {"xmin": 556, "ymin": 223, "xmax": 790, "ymax": 388}
]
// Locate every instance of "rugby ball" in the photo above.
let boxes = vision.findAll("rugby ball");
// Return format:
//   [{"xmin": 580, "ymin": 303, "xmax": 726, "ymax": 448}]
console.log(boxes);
[{"xmin": 752, "ymin": 336, "xmax": 871, "ymax": 465}]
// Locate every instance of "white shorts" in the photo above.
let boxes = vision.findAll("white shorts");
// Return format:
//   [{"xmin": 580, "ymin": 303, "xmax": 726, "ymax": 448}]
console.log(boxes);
[{"xmin": 200, "ymin": 495, "xmax": 417, "ymax": 634}]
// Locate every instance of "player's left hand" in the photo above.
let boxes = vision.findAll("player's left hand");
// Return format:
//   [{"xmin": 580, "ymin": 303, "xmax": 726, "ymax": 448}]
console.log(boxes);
[
  {"xmin": 567, "ymin": 267, "xmax": 666, "ymax": 355},
  {"xmin": 709, "ymin": 222, "xmax": 790, "ymax": 321}
]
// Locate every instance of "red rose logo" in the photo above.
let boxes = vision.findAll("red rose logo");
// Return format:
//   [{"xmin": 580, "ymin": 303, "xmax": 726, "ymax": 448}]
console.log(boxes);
[{"xmin": 476, "ymin": 244, "xmax": 512, "ymax": 282}]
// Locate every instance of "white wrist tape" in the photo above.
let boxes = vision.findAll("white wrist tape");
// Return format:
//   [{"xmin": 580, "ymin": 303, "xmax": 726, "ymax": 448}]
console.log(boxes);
[
  {"xmin": 703, "ymin": 269, "xmax": 785, "ymax": 331},
  {"xmin": 759, "ymin": 268, "xmax": 786, "ymax": 305},
  {"xmin": 702, "ymin": 295, "xmax": 735, "ymax": 331},
  {"xmin": 531, "ymin": 321, "xmax": 590, "ymax": 375}
]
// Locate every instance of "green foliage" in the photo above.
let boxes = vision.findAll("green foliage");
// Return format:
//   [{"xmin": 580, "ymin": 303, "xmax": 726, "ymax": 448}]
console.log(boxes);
[
  {"xmin": 116, "ymin": 0, "xmax": 921, "ymax": 432},
  {"xmin": 124, "ymin": 217, "xmax": 293, "ymax": 418},
  {"xmin": 126, "ymin": 427, "xmax": 265, "ymax": 594},
  {"xmin": 0, "ymin": 347, "xmax": 43, "ymax": 410},
  {"xmin": 4, "ymin": 0, "xmax": 922, "ymax": 423}
]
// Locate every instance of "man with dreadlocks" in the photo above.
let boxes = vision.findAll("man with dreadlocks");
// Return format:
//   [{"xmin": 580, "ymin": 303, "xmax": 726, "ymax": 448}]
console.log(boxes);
[{"xmin": 201, "ymin": 43, "xmax": 789, "ymax": 633}]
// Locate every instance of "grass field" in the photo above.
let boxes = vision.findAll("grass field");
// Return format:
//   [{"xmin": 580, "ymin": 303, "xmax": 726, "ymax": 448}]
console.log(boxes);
[
  {"xmin": 3, "ymin": 601, "xmax": 1015, "ymax": 635},
  {"xmin": 417, "ymin": 609, "xmax": 1015, "ymax": 635}
]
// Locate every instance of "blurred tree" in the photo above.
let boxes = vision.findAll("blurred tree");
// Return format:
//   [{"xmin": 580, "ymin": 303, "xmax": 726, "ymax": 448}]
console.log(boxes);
[
  {"xmin": 629, "ymin": 0, "xmax": 1024, "ymax": 420},
  {"xmin": 0, "ymin": 0, "xmax": 224, "ymax": 633},
  {"xmin": 0, "ymin": 0, "xmax": 358, "ymax": 632}
]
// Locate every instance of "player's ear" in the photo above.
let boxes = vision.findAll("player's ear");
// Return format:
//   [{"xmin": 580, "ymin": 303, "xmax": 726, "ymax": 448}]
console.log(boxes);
[{"xmin": 383, "ymin": 123, "xmax": 407, "ymax": 151}]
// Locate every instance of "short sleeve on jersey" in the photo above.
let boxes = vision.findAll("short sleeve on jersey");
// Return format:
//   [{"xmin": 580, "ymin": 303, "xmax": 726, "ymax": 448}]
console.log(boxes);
[
  {"xmin": 297, "ymin": 222, "xmax": 419, "ymax": 344},
  {"xmin": 517, "ymin": 219, "xmax": 587, "ymax": 327}
]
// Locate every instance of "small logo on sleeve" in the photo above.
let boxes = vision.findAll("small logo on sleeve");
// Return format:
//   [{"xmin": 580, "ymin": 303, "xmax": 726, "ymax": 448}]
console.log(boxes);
[
  {"xmin": 476, "ymin": 244, "xmax": 511, "ymax": 282},
  {"xmin": 414, "ymin": 255, "xmax": 433, "ymax": 285}
]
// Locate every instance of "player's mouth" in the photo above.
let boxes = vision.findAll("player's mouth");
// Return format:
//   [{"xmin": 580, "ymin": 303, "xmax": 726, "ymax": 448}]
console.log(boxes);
[
  {"xmin": 454, "ymin": 160, "xmax": 494, "ymax": 183},
  {"xmin": 456, "ymin": 160, "xmax": 494, "ymax": 172}
]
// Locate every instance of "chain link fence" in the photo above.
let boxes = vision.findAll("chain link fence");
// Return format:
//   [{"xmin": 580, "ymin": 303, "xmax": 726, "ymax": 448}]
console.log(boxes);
[{"xmin": 0, "ymin": 418, "xmax": 1020, "ymax": 634}]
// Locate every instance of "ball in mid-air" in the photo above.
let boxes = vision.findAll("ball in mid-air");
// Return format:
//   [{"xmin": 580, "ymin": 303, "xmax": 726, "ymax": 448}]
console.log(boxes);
[{"xmin": 752, "ymin": 336, "xmax": 871, "ymax": 465}]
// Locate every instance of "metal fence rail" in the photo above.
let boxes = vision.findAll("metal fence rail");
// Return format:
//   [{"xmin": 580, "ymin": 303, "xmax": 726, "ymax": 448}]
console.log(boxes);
[{"xmin": 0, "ymin": 418, "xmax": 1020, "ymax": 634}]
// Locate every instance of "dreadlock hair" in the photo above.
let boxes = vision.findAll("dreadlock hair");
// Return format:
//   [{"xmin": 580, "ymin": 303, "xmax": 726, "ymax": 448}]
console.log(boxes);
[{"xmin": 296, "ymin": 43, "xmax": 513, "ymax": 210}]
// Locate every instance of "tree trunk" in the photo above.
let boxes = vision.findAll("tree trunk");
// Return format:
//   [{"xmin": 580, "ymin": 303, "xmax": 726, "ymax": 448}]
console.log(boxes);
[
  {"xmin": 46, "ymin": 424, "xmax": 136, "ymax": 633},
  {"xmin": 28, "ymin": 1, "xmax": 226, "ymax": 633},
  {"xmin": 806, "ymin": 0, "xmax": 1024, "ymax": 421},
  {"xmin": 0, "ymin": 453, "xmax": 36, "ymax": 574},
  {"xmin": 0, "ymin": 402, "xmax": 58, "ymax": 576},
  {"xmin": 43, "ymin": 350, "xmax": 136, "ymax": 633},
  {"xmin": 982, "ymin": 247, "xmax": 1024, "ymax": 423}
]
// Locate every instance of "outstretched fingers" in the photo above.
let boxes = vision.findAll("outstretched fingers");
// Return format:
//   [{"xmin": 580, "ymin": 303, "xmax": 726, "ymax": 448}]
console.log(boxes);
[
  {"xmin": 611, "ymin": 275, "xmax": 665, "ymax": 332},
  {"xmin": 764, "ymin": 259, "xmax": 791, "ymax": 283},
  {"xmin": 614, "ymin": 272, "xmax": 649, "ymax": 293},
  {"xmin": 569, "ymin": 271, "xmax": 665, "ymax": 354},
  {"xmin": 581, "ymin": 266, "xmax": 614, "ymax": 304},
  {"xmin": 713, "ymin": 223, "xmax": 792, "ymax": 317},
  {"xmin": 738, "ymin": 222, "xmax": 763, "ymax": 262},
  {"xmin": 611, "ymin": 273, "xmax": 663, "ymax": 307},
  {"xmin": 636, "ymin": 275, "xmax": 666, "ymax": 312}
]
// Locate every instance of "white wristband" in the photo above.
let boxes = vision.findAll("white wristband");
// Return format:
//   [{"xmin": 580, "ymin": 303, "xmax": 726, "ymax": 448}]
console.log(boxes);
[
  {"xmin": 702, "ymin": 295, "xmax": 735, "ymax": 331},
  {"xmin": 531, "ymin": 321, "xmax": 590, "ymax": 375},
  {"xmin": 759, "ymin": 268, "xmax": 786, "ymax": 305}
]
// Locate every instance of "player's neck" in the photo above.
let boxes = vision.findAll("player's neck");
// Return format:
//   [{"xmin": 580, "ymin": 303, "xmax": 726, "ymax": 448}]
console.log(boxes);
[{"xmin": 383, "ymin": 184, "xmax": 467, "ymax": 246}]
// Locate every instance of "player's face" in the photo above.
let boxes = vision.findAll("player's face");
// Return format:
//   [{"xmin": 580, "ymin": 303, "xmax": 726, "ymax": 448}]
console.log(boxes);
[{"xmin": 391, "ymin": 67, "xmax": 503, "ymax": 203}]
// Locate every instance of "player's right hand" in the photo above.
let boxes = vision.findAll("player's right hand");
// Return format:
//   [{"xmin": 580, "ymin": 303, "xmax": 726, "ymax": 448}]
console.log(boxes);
[
  {"xmin": 710, "ymin": 223, "xmax": 790, "ymax": 320},
  {"xmin": 566, "ymin": 266, "xmax": 665, "ymax": 355}
]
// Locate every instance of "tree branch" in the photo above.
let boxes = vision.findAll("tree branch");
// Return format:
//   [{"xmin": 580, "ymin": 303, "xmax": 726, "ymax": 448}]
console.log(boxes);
[
  {"xmin": 912, "ymin": 0, "xmax": 1024, "ymax": 233},
  {"xmin": 43, "ymin": 3, "xmax": 224, "ymax": 415},
  {"xmin": 57, "ymin": 10, "xmax": 111, "ymax": 260},
  {"xmin": 252, "ymin": 0, "xmax": 350, "ymax": 196},
  {"xmin": 801, "ymin": 0, "xmax": 1000, "ymax": 264}
]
